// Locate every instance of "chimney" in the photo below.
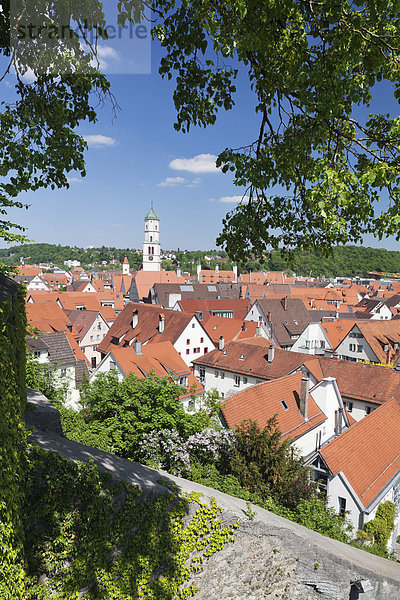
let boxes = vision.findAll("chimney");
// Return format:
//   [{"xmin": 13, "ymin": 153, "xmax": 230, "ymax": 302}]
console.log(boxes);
[
  {"xmin": 159, "ymin": 313, "xmax": 165, "ymax": 334},
  {"xmin": 132, "ymin": 309, "xmax": 138, "ymax": 329},
  {"xmin": 338, "ymin": 407, "xmax": 343, "ymax": 435},
  {"xmin": 176, "ymin": 267, "xmax": 181, "ymax": 278},
  {"xmin": 215, "ymin": 264, "xmax": 219, "ymax": 274},
  {"xmin": 233, "ymin": 264, "xmax": 238, "ymax": 282},
  {"xmin": 267, "ymin": 311, "xmax": 272, "ymax": 322},
  {"xmin": 242, "ymin": 321, "xmax": 247, "ymax": 332},
  {"xmin": 268, "ymin": 343, "xmax": 275, "ymax": 363},
  {"xmin": 300, "ymin": 377, "xmax": 309, "ymax": 419},
  {"xmin": 134, "ymin": 340, "xmax": 142, "ymax": 355},
  {"xmin": 219, "ymin": 336, "xmax": 225, "ymax": 351},
  {"xmin": 282, "ymin": 296, "xmax": 288, "ymax": 311},
  {"xmin": 197, "ymin": 263, "xmax": 201, "ymax": 281}
]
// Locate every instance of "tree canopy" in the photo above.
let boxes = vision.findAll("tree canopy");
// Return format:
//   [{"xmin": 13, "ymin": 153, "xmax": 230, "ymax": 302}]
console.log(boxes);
[
  {"xmin": 149, "ymin": 0, "xmax": 400, "ymax": 256},
  {"xmin": 1, "ymin": 1, "xmax": 400, "ymax": 256}
]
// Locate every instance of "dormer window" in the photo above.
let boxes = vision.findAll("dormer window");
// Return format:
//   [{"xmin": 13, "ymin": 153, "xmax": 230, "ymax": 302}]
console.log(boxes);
[{"xmin": 240, "ymin": 354, "xmax": 246, "ymax": 360}]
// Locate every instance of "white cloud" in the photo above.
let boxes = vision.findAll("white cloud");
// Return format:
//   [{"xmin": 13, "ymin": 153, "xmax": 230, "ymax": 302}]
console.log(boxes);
[
  {"xmin": 158, "ymin": 176, "xmax": 187, "ymax": 187},
  {"xmin": 112, "ymin": 223, "xmax": 123, "ymax": 228},
  {"xmin": 97, "ymin": 45, "xmax": 120, "ymax": 61},
  {"xmin": 219, "ymin": 195, "xmax": 249, "ymax": 203},
  {"xmin": 187, "ymin": 177, "xmax": 201, "ymax": 187},
  {"xmin": 67, "ymin": 176, "xmax": 82, "ymax": 184},
  {"xmin": 169, "ymin": 153, "xmax": 220, "ymax": 173},
  {"xmin": 82, "ymin": 134, "xmax": 117, "ymax": 148}
]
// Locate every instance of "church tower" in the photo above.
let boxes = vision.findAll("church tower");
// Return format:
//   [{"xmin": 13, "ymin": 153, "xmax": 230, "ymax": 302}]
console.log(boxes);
[{"xmin": 143, "ymin": 206, "xmax": 161, "ymax": 272}]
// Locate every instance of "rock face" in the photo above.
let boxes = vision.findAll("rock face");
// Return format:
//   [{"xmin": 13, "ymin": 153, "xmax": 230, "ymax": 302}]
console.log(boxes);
[
  {"xmin": 25, "ymin": 388, "xmax": 63, "ymax": 436},
  {"xmin": 189, "ymin": 517, "xmax": 396, "ymax": 600}
]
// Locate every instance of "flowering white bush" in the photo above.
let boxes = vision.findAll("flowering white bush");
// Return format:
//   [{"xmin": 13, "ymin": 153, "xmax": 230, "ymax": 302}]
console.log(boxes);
[{"xmin": 138, "ymin": 428, "xmax": 235, "ymax": 476}]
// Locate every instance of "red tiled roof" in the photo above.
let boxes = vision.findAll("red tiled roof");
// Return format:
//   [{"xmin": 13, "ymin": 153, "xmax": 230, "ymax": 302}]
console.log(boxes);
[
  {"xmin": 303, "ymin": 357, "xmax": 400, "ymax": 405},
  {"xmin": 203, "ymin": 316, "xmax": 258, "ymax": 345},
  {"xmin": 320, "ymin": 398, "xmax": 400, "ymax": 507},
  {"xmin": 97, "ymin": 302, "xmax": 197, "ymax": 355},
  {"xmin": 193, "ymin": 338, "xmax": 308, "ymax": 381},
  {"xmin": 26, "ymin": 301, "xmax": 75, "ymax": 334},
  {"xmin": 14, "ymin": 265, "xmax": 43, "ymax": 277},
  {"xmin": 134, "ymin": 270, "xmax": 185, "ymax": 300},
  {"xmin": 320, "ymin": 320, "xmax": 356, "ymax": 350},
  {"xmin": 104, "ymin": 342, "xmax": 204, "ymax": 398},
  {"xmin": 221, "ymin": 372, "xmax": 326, "ymax": 441}
]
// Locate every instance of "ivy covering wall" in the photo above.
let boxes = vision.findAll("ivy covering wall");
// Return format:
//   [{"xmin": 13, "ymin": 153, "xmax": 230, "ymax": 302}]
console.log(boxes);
[{"xmin": 0, "ymin": 276, "xmax": 27, "ymax": 599}]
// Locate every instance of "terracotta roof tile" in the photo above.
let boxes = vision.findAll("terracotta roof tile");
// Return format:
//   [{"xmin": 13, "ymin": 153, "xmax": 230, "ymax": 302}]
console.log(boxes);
[
  {"xmin": 203, "ymin": 316, "xmax": 258, "ymax": 344},
  {"xmin": 221, "ymin": 372, "xmax": 326, "ymax": 441},
  {"xmin": 320, "ymin": 398, "xmax": 400, "ymax": 507},
  {"xmin": 193, "ymin": 338, "xmax": 308, "ymax": 380},
  {"xmin": 97, "ymin": 302, "xmax": 198, "ymax": 355},
  {"xmin": 320, "ymin": 320, "xmax": 356, "ymax": 350}
]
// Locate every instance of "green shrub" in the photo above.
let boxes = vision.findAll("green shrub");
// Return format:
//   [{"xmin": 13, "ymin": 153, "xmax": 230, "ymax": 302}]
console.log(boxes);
[
  {"xmin": 0, "ymin": 280, "xmax": 27, "ymax": 598},
  {"xmin": 365, "ymin": 501, "xmax": 396, "ymax": 550},
  {"xmin": 22, "ymin": 446, "xmax": 238, "ymax": 599}
]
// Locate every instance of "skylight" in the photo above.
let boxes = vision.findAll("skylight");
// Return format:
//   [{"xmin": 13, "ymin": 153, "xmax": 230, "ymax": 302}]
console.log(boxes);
[
  {"xmin": 208, "ymin": 285, "xmax": 217, "ymax": 291},
  {"xmin": 281, "ymin": 400, "xmax": 289, "ymax": 411},
  {"xmin": 180, "ymin": 285, "xmax": 194, "ymax": 292}
]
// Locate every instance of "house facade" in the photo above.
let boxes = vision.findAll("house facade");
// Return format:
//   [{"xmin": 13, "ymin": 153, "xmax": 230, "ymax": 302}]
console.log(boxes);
[{"xmin": 309, "ymin": 398, "xmax": 400, "ymax": 550}]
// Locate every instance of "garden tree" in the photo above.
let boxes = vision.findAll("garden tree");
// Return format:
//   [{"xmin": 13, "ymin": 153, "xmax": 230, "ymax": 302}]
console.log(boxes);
[
  {"xmin": 0, "ymin": 0, "xmax": 113, "ymax": 243},
  {"xmin": 2, "ymin": 1, "xmax": 400, "ymax": 256},
  {"xmin": 79, "ymin": 371, "xmax": 208, "ymax": 459},
  {"xmin": 143, "ymin": 0, "xmax": 400, "ymax": 256},
  {"xmin": 229, "ymin": 419, "xmax": 314, "ymax": 509}
]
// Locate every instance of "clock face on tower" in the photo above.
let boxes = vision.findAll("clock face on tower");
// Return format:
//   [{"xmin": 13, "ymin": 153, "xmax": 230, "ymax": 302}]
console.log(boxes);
[{"xmin": 149, "ymin": 256, "xmax": 153, "ymax": 261}]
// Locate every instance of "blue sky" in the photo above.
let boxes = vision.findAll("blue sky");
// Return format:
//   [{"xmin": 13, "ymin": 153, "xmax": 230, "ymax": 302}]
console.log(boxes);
[{"xmin": 3, "ymin": 8, "xmax": 400, "ymax": 253}]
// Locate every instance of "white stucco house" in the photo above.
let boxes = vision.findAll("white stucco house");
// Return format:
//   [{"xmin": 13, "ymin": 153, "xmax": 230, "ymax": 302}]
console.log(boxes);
[
  {"xmin": 310, "ymin": 397, "xmax": 400, "ymax": 550},
  {"xmin": 97, "ymin": 302, "xmax": 215, "ymax": 367},
  {"xmin": 220, "ymin": 371, "xmax": 351, "ymax": 460}
]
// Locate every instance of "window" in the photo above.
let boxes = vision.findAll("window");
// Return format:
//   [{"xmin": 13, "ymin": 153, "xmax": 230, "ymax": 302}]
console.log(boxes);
[
  {"xmin": 199, "ymin": 366, "xmax": 205, "ymax": 382},
  {"xmin": 60, "ymin": 368, "xmax": 67, "ymax": 376},
  {"xmin": 349, "ymin": 343, "xmax": 356, "ymax": 351},
  {"xmin": 357, "ymin": 345, "xmax": 363, "ymax": 352},
  {"xmin": 338, "ymin": 497, "xmax": 347, "ymax": 517},
  {"xmin": 186, "ymin": 349, "xmax": 190, "ymax": 355},
  {"xmin": 243, "ymin": 376, "xmax": 248, "ymax": 384},
  {"xmin": 188, "ymin": 399, "xmax": 195, "ymax": 410},
  {"xmin": 97, "ymin": 323, "xmax": 102, "ymax": 330},
  {"xmin": 240, "ymin": 354, "xmax": 246, "ymax": 360},
  {"xmin": 220, "ymin": 371, "xmax": 225, "ymax": 379},
  {"xmin": 90, "ymin": 335, "xmax": 94, "ymax": 341},
  {"xmin": 109, "ymin": 361, "xmax": 116, "ymax": 370},
  {"xmin": 281, "ymin": 400, "xmax": 289, "ymax": 410},
  {"xmin": 192, "ymin": 323, "xmax": 195, "ymax": 328},
  {"xmin": 204, "ymin": 347, "xmax": 208, "ymax": 353},
  {"xmin": 234, "ymin": 375, "xmax": 240, "ymax": 387},
  {"xmin": 221, "ymin": 392, "xmax": 225, "ymax": 399},
  {"xmin": 345, "ymin": 401, "xmax": 353, "ymax": 413},
  {"xmin": 365, "ymin": 406, "xmax": 372, "ymax": 415},
  {"xmin": 91, "ymin": 357, "xmax": 97, "ymax": 368},
  {"xmin": 186, "ymin": 339, "xmax": 190, "ymax": 345},
  {"xmin": 214, "ymin": 370, "xmax": 219, "ymax": 378},
  {"xmin": 200, "ymin": 337, "xmax": 204, "ymax": 343}
]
